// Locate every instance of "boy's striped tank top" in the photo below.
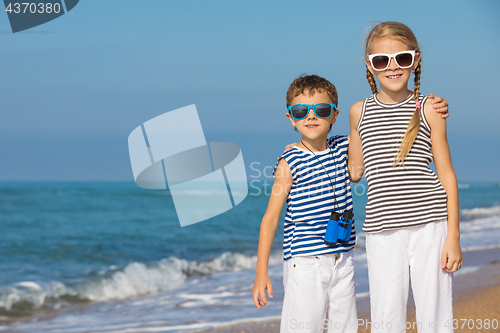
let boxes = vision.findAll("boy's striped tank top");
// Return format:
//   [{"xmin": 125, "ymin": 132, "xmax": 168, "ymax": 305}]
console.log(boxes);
[
  {"xmin": 273, "ymin": 135, "xmax": 355, "ymax": 260},
  {"xmin": 357, "ymin": 93, "xmax": 448, "ymax": 233}
]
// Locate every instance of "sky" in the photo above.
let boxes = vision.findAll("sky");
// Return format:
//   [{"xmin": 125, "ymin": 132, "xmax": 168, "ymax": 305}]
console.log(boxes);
[{"xmin": 1, "ymin": 0, "xmax": 499, "ymax": 182}]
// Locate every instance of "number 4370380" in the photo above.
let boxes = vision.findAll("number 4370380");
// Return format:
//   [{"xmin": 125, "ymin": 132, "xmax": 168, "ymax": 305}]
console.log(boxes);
[
  {"xmin": 445, "ymin": 319, "xmax": 498, "ymax": 330},
  {"xmin": 5, "ymin": 2, "xmax": 61, "ymax": 14}
]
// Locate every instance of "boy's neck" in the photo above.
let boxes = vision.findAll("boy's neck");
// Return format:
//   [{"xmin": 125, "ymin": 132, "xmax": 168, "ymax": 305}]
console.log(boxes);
[
  {"xmin": 299, "ymin": 136, "xmax": 328, "ymax": 152},
  {"xmin": 377, "ymin": 87, "xmax": 413, "ymax": 104}
]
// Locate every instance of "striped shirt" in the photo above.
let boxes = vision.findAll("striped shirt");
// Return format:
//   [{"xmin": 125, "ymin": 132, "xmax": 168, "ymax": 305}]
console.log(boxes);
[
  {"xmin": 357, "ymin": 93, "xmax": 448, "ymax": 233},
  {"xmin": 273, "ymin": 135, "xmax": 355, "ymax": 260}
]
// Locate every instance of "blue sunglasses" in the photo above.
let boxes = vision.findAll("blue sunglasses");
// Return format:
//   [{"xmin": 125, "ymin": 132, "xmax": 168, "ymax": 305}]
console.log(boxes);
[{"xmin": 288, "ymin": 103, "xmax": 337, "ymax": 120}]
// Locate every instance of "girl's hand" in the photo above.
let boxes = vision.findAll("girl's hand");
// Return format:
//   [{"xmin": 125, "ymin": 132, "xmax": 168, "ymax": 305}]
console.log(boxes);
[
  {"xmin": 252, "ymin": 273, "xmax": 273, "ymax": 309},
  {"xmin": 284, "ymin": 142, "xmax": 299, "ymax": 152},
  {"xmin": 428, "ymin": 94, "xmax": 449, "ymax": 119},
  {"xmin": 441, "ymin": 238, "xmax": 463, "ymax": 273}
]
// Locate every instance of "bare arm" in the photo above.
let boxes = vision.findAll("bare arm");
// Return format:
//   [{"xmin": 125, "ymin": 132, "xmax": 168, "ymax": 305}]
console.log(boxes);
[
  {"xmin": 347, "ymin": 101, "xmax": 365, "ymax": 182},
  {"xmin": 252, "ymin": 158, "xmax": 293, "ymax": 309},
  {"xmin": 424, "ymin": 98, "xmax": 462, "ymax": 273}
]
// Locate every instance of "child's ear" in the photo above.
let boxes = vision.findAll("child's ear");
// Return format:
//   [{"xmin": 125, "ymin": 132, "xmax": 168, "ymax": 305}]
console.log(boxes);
[
  {"xmin": 366, "ymin": 60, "xmax": 375, "ymax": 75},
  {"xmin": 413, "ymin": 52, "xmax": 421, "ymax": 70},
  {"xmin": 286, "ymin": 112, "xmax": 296, "ymax": 126},
  {"xmin": 331, "ymin": 109, "xmax": 340, "ymax": 124}
]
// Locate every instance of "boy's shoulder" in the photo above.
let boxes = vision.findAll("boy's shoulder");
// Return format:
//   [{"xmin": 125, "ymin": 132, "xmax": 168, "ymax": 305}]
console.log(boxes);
[
  {"xmin": 273, "ymin": 146, "xmax": 302, "ymax": 179},
  {"xmin": 275, "ymin": 146, "xmax": 304, "ymax": 170},
  {"xmin": 277, "ymin": 144, "xmax": 307, "ymax": 160}
]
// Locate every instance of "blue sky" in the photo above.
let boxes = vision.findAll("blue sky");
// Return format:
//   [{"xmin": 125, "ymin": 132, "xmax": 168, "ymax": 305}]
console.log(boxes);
[{"xmin": 1, "ymin": 0, "xmax": 499, "ymax": 181}]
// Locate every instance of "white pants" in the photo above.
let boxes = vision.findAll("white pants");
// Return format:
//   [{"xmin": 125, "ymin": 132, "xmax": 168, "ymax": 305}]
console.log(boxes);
[
  {"xmin": 366, "ymin": 220, "xmax": 453, "ymax": 333},
  {"xmin": 280, "ymin": 250, "xmax": 357, "ymax": 333}
]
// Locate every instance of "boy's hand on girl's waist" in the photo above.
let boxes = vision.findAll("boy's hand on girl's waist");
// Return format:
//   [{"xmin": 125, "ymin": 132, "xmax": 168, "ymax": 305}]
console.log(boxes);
[
  {"xmin": 252, "ymin": 273, "xmax": 273, "ymax": 310},
  {"xmin": 284, "ymin": 142, "xmax": 299, "ymax": 152}
]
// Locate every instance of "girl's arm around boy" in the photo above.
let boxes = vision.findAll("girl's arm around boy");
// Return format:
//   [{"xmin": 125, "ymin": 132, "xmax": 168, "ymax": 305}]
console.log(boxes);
[
  {"xmin": 252, "ymin": 158, "xmax": 293, "ymax": 309},
  {"xmin": 347, "ymin": 100, "xmax": 364, "ymax": 183}
]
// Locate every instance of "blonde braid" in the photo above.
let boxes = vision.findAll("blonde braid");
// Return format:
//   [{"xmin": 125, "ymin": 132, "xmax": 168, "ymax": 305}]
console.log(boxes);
[
  {"xmin": 366, "ymin": 67, "xmax": 377, "ymax": 94},
  {"xmin": 393, "ymin": 61, "xmax": 422, "ymax": 167}
]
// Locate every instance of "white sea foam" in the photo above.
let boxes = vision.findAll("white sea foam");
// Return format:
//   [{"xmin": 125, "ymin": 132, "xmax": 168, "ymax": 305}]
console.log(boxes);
[
  {"xmin": 14, "ymin": 281, "xmax": 43, "ymax": 290},
  {"xmin": 79, "ymin": 262, "xmax": 186, "ymax": 302},
  {"xmin": 460, "ymin": 213, "xmax": 500, "ymax": 251},
  {"xmin": 0, "ymin": 251, "xmax": 282, "ymax": 313},
  {"xmin": 461, "ymin": 204, "xmax": 500, "ymax": 219},
  {"xmin": 163, "ymin": 251, "xmax": 281, "ymax": 276}
]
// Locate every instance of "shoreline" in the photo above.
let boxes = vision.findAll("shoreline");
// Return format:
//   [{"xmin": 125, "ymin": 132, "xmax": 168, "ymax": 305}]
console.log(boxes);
[{"xmin": 197, "ymin": 248, "xmax": 500, "ymax": 333}]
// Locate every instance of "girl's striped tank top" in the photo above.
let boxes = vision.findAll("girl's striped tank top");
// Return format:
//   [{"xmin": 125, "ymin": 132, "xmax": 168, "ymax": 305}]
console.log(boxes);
[{"xmin": 357, "ymin": 93, "xmax": 448, "ymax": 233}]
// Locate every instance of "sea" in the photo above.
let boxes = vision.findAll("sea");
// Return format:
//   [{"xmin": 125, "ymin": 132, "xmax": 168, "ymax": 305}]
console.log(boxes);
[{"xmin": 1, "ymin": 180, "xmax": 500, "ymax": 332}]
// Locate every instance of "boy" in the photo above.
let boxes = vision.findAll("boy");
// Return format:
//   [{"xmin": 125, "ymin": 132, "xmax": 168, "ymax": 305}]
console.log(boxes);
[{"xmin": 252, "ymin": 74, "xmax": 357, "ymax": 333}]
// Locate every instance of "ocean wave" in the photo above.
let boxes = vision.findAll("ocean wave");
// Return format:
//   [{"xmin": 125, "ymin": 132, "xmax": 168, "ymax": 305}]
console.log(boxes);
[
  {"xmin": 0, "ymin": 251, "xmax": 281, "ymax": 316},
  {"xmin": 460, "ymin": 214, "xmax": 500, "ymax": 232},
  {"xmin": 460, "ymin": 213, "xmax": 500, "ymax": 251},
  {"xmin": 461, "ymin": 204, "xmax": 500, "ymax": 220},
  {"xmin": 163, "ymin": 251, "xmax": 281, "ymax": 276}
]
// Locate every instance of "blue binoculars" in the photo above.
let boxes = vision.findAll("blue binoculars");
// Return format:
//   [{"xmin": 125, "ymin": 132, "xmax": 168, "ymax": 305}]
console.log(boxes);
[{"xmin": 324, "ymin": 210, "xmax": 354, "ymax": 246}]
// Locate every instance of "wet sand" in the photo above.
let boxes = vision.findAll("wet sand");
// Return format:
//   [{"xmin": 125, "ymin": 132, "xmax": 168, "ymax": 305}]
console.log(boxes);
[{"xmin": 198, "ymin": 248, "xmax": 500, "ymax": 333}]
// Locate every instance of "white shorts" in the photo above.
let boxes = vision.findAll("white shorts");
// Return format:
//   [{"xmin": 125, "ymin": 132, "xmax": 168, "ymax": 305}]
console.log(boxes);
[
  {"xmin": 366, "ymin": 219, "xmax": 453, "ymax": 333},
  {"xmin": 280, "ymin": 249, "xmax": 357, "ymax": 333}
]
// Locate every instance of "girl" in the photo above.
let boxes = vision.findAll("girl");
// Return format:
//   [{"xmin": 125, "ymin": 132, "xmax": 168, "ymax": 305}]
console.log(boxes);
[{"xmin": 348, "ymin": 22, "xmax": 462, "ymax": 332}]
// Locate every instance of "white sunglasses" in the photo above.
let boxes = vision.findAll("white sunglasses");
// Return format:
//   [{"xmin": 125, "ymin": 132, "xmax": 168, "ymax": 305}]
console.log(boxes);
[{"xmin": 368, "ymin": 50, "xmax": 416, "ymax": 71}]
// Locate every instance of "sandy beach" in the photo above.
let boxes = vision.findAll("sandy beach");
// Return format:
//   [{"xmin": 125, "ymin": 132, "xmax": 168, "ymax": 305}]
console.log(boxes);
[{"xmin": 198, "ymin": 248, "xmax": 500, "ymax": 333}]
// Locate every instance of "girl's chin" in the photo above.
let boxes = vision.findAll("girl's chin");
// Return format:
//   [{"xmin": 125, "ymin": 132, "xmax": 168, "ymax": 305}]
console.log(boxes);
[
  {"xmin": 379, "ymin": 82, "xmax": 408, "ymax": 93},
  {"xmin": 379, "ymin": 73, "xmax": 410, "ymax": 86}
]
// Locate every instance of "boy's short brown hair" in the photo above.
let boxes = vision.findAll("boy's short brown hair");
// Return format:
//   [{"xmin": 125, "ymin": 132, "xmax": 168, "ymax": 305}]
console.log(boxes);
[{"xmin": 286, "ymin": 74, "xmax": 338, "ymax": 107}]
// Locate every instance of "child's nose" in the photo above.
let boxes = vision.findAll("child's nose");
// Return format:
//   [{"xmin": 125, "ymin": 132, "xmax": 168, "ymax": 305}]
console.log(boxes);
[
  {"xmin": 307, "ymin": 108, "xmax": 317, "ymax": 118},
  {"xmin": 388, "ymin": 57, "xmax": 398, "ymax": 70}
]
